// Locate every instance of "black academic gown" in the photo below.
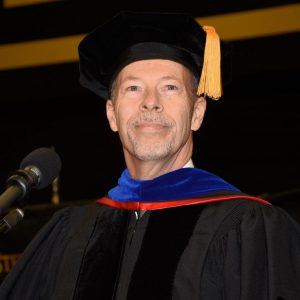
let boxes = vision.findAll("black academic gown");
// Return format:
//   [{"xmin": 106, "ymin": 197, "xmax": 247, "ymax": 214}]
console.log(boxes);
[{"xmin": 0, "ymin": 194, "xmax": 300, "ymax": 300}]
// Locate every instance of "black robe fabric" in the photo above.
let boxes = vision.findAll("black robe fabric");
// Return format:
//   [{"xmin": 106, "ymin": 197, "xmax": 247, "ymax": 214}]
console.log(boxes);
[{"xmin": 0, "ymin": 195, "xmax": 300, "ymax": 300}]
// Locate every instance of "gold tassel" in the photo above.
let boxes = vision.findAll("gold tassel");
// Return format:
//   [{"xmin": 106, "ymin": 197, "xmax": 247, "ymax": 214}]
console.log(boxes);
[{"xmin": 197, "ymin": 26, "xmax": 222, "ymax": 100}]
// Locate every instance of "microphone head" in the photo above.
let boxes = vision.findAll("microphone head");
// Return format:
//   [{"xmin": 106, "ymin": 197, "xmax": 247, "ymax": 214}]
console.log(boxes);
[{"xmin": 20, "ymin": 147, "xmax": 62, "ymax": 189}]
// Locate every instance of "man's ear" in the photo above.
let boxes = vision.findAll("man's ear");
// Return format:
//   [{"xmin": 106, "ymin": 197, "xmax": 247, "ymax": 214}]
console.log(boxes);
[
  {"xmin": 191, "ymin": 96, "xmax": 207, "ymax": 131},
  {"xmin": 106, "ymin": 99, "xmax": 118, "ymax": 132}
]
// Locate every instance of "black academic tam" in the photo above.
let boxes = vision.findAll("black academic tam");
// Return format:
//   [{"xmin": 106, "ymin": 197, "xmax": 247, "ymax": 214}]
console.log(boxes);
[{"xmin": 0, "ymin": 195, "xmax": 300, "ymax": 299}]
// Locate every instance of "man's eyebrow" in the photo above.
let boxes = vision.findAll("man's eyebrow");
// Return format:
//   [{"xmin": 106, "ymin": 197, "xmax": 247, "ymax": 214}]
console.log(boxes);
[
  {"xmin": 121, "ymin": 75, "xmax": 181, "ymax": 83},
  {"xmin": 160, "ymin": 75, "xmax": 180, "ymax": 81},
  {"xmin": 122, "ymin": 76, "xmax": 141, "ymax": 81},
  {"xmin": 159, "ymin": 75, "xmax": 181, "ymax": 82}
]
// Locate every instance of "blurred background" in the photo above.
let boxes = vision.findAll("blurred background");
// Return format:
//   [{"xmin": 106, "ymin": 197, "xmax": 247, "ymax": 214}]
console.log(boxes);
[{"xmin": 0, "ymin": 0, "xmax": 299, "ymax": 281}]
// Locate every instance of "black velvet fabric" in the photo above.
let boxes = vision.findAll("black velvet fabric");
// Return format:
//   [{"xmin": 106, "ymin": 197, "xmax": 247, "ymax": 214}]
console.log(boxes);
[
  {"xmin": 128, "ymin": 204, "xmax": 206, "ymax": 299},
  {"xmin": 73, "ymin": 207, "xmax": 128, "ymax": 300},
  {"xmin": 78, "ymin": 11, "xmax": 232, "ymax": 100},
  {"xmin": 0, "ymin": 203, "xmax": 128, "ymax": 300},
  {"xmin": 1, "ymin": 198, "xmax": 300, "ymax": 299}
]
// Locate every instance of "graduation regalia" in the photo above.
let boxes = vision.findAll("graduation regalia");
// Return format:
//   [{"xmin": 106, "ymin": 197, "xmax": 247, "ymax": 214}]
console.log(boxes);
[
  {"xmin": 0, "ymin": 167, "xmax": 300, "ymax": 300},
  {"xmin": 1, "ymin": 10, "xmax": 299, "ymax": 300}
]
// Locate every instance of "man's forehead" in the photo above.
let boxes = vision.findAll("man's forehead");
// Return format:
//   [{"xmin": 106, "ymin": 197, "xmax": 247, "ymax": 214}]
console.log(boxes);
[{"xmin": 116, "ymin": 59, "xmax": 191, "ymax": 81}]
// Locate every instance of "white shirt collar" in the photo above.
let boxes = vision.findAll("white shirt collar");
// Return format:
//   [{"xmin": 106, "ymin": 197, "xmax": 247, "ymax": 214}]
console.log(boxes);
[{"xmin": 183, "ymin": 159, "xmax": 194, "ymax": 168}]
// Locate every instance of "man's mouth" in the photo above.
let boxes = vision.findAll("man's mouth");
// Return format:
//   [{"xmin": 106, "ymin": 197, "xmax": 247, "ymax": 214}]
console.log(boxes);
[{"xmin": 136, "ymin": 123, "xmax": 167, "ymax": 130}]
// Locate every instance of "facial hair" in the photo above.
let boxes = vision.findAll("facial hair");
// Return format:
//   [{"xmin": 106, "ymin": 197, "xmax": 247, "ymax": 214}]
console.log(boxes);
[{"xmin": 126, "ymin": 112, "xmax": 175, "ymax": 161}]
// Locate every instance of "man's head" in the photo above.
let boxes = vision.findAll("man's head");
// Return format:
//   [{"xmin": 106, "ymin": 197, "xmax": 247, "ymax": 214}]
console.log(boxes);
[
  {"xmin": 106, "ymin": 59, "xmax": 206, "ymax": 164},
  {"xmin": 78, "ymin": 11, "xmax": 232, "ymax": 177}
]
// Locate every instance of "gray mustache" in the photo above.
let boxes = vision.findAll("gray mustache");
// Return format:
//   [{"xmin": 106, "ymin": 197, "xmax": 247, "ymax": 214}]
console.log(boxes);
[{"xmin": 130, "ymin": 114, "xmax": 173, "ymax": 127}]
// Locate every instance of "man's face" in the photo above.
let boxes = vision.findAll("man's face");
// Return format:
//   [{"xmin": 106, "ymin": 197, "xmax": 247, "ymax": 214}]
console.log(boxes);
[{"xmin": 106, "ymin": 59, "xmax": 206, "ymax": 163}]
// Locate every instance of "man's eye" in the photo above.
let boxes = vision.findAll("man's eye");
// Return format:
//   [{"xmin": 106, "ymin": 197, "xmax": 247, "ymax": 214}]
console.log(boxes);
[
  {"xmin": 166, "ymin": 85, "xmax": 178, "ymax": 91},
  {"xmin": 126, "ymin": 86, "xmax": 139, "ymax": 92}
]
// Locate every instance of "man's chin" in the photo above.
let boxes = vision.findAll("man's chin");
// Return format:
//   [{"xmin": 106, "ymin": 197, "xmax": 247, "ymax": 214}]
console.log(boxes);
[
  {"xmin": 132, "ymin": 146, "xmax": 171, "ymax": 161},
  {"xmin": 135, "ymin": 154, "xmax": 168, "ymax": 161}
]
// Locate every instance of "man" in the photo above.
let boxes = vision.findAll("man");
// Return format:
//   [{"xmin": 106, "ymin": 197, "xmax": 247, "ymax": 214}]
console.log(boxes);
[{"xmin": 1, "ymin": 11, "xmax": 300, "ymax": 300}]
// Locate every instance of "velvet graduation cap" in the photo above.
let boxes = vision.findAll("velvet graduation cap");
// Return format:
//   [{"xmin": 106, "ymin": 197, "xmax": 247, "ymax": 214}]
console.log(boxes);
[{"xmin": 78, "ymin": 11, "xmax": 232, "ymax": 101}]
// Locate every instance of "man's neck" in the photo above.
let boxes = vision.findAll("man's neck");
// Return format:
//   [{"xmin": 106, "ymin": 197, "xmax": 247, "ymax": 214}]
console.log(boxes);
[
  {"xmin": 125, "ymin": 157, "xmax": 193, "ymax": 180},
  {"xmin": 123, "ymin": 137, "xmax": 195, "ymax": 180}
]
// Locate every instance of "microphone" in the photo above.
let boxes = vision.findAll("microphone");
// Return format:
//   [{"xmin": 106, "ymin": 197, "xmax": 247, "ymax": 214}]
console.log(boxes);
[
  {"xmin": 0, "ymin": 147, "xmax": 62, "ymax": 215},
  {"xmin": 0, "ymin": 208, "xmax": 25, "ymax": 234}
]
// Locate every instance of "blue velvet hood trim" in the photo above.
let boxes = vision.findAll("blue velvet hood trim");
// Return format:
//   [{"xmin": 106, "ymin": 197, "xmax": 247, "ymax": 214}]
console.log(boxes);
[{"xmin": 108, "ymin": 168, "xmax": 240, "ymax": 202}]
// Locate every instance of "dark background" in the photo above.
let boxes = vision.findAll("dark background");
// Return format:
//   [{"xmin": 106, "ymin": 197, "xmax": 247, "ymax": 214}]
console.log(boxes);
[{"xmin": 0, "ymin": 1, "xmax": 299, "ymax": 221}]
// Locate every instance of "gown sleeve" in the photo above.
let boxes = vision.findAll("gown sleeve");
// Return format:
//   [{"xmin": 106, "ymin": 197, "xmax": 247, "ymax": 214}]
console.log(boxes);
[
  {"xmin": 201, "ymin": 203, "xmax": 300, "ymax": 300},
  {"xmin": 0, "ymin": 205, "xmax": 98, "ymax": 300}
]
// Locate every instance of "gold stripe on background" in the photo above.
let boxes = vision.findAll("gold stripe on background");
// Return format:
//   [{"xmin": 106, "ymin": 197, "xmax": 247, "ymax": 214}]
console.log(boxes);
[
  {"xmin": 0, "ymin": 35, "xmax": 84, "ymax": 70},
  {"xmin": 0, "ymin": 3, "xmax": 299, "ymax": 70},
  {"xmin": 3, "ymin": 0, "xmax": 61, "ymax": 8},
  {"xmin": 197, "ymin": 3, "xmax": 300, "ymax": 40}
]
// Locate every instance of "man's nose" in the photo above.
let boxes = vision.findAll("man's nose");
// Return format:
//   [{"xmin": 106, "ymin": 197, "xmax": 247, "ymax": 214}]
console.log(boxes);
[{"xmin": 139, "ymin": 91, "xmax": 163, "ymax": 112}]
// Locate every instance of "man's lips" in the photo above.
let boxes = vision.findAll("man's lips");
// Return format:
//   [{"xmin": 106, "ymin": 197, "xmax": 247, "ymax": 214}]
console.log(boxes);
[
  {"xmin": 136, "ymin": 123, "xmax": 167, "ymax": 130},
  {"xmin": 137, "ymin": 122, "xmax": 167, "ymax": 129}
]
